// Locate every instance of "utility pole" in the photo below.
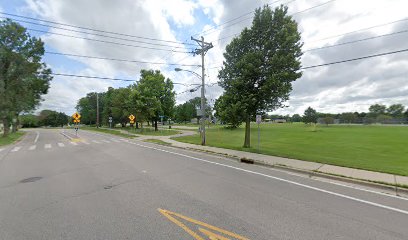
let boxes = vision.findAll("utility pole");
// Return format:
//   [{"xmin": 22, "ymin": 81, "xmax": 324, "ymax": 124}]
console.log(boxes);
[
  {"xmin": 191, "ymin": 36, "xmax": 213, "ymax": 146},
  {"xmin": 96, "ymin": 93, "xmax": 99, "ymax": 128}
]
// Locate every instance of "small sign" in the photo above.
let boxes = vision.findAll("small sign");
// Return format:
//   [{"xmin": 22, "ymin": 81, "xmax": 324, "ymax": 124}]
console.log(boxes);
[
  {"xmin": 130, "ymin": 120, "xmax": 135, "ymax": 124},
  {"xmin": 256, "ymin": 115, "xmax": 262, "ymax": 124},
  {"xmin": 72, "ymin": 112, "xmax": 81, "ymax": 120},
  {"xmin": 108, "ymin": 119, "xmax": 112, "ymax": 123},
  {"xmin": 73, "ymin": 119, "xmax": 80, "ymax": 123},
  {"xmin": 128, "ymin": 114, "xmax": 135, "ymax": 121}
]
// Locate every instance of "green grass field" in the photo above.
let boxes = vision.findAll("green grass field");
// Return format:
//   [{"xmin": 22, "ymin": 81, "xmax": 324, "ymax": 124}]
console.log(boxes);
[
  {"xmin": 123, "ymin": 127, "xmax": 180, "ymax": 136},
  {"xmin": 174, "ymin": 123, "xmax": 408, "ymax": 176},
  {"xmin": 0, "ymin": 131, "xmax": 26, "ymax": 146},
  {"xmin": 81, "ymin": 126, "xmax": 136, "ymax": 138}
]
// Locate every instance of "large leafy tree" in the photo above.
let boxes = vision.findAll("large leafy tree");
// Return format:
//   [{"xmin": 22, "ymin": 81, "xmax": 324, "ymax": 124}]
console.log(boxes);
[
  {"xmin": 386, "ymin": 104, "xmax": 405, "ymax": 118},
  {"xmin": 0, "ymin": 19, "xmax": 52, "ymax": 136},
  {"xmin": 137, "ymin": 69, "xmax": 175, "ymax": 131},
  {"xmin": 218, "ymin": 5, "xmax": 303, "ymax": 147},
  {"xmin": 368, "ymin": 104, "xmax": 386, "ymax": 118}
]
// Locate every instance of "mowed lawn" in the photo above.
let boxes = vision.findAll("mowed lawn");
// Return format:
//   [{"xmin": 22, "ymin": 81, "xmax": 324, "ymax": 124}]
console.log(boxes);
[{"xmin": 174, "ymin": 123, "xmax": 408, "ymax": 176}]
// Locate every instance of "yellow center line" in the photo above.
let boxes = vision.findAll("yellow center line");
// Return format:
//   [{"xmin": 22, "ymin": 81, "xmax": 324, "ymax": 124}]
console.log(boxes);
[
  {"xmin": 158, "ymin": 208, "xmax": 249, "ymax": 240},
  {"xmin": 158, "ymin": 208, "xmax": 205, "ymax": 240}
]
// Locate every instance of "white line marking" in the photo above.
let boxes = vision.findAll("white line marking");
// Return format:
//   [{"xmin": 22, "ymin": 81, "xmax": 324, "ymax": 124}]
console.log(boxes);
[
  {"xmin": 57, "ymin": 143, "xmax": 65, "ymax": 147},
  {"xmin": 102, "ymin": 140, "xmax": 110, "ymax": 143},
  {"xmin": 28, "ymin": 145, "xmax": 36, "ymax": 150},
  {"xmin": 44, "ymin": 144, "xmax": 52, "ymax": 149},
  {"xmin": 131, "ymin": 142, "xmax": 408, "ymax": 215},
  {"xmin": 34, "ymin": 131, "xmax": 40, "ymax": 143},
  {"xmin": 317, "ymin": 179, "xmax": 408, "ymax": 201},
  {"xmin": 0, "ymin": 148, "xmax": 4, "ymax": 152},
  {"xmin": 70, "ymin": 142, "xmax": 78, "ymax": 146},
  {"xmin": 11, "ymin": 146, "xmax": 21, "ymax": 152},
  {"xmin": 82, "ymin": 141, "xmax": 90, "ymax": 145},
  {"xmin": 111, "ymin": 139, "xmax": 120, "ymax": 142},
  {"xmin": 92, "ymin": 140, "xmax": 101, "ymax": 144}
]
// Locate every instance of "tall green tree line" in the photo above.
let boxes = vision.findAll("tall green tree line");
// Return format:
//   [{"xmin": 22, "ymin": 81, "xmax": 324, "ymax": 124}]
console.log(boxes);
[{"xmin": 76, "ymin": 69, "xmax": 176, "ymax": 131}]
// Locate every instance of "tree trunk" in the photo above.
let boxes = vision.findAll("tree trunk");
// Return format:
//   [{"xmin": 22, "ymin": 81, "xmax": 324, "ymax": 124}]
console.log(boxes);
[
  {"xmin": 243, "ymin": 117, "xmax": 251, "ymax": 148},
  {"xmin": 154, "ymin": 120, "xmax": 158, "ymax": 131},
  {"xmin": 2, "ymin": 118, "xmax": 10, "ymax": 137},
  {"xmin": 135, "ymin": 121, "xmax": 139, "ymax": 129}
]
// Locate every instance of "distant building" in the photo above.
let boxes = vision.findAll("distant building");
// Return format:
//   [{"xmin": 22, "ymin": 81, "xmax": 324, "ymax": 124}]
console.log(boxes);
[{"xmin": 273, "ymin": 119, "xmax": 286, "ymax": 123}]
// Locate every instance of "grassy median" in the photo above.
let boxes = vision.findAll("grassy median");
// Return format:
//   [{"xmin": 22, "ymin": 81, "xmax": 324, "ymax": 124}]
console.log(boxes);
[
  {"xmin": 0, "ymin": 131, "xmax": 26, "ymax": 146},
  {"xmin": 81, "ymin": 126, "xmax": 136, "ymax": 138},
  {"xmin": 174, "ymin": 123, "xmax": 408, "ymax": 176}
]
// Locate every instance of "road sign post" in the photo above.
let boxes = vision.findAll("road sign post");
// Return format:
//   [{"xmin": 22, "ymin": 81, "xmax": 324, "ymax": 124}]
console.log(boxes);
[
  {"xmin": 109, "ymin": 117, "xmax": 113, "ymax": 128},
  {"xmin": 256, "ymin": 115, "xmax": 261, "ymax": 152},
  {"xmin": 128, "ymin": 114, "xmax": 135, "ymax": 132},
  {"xmin": 72, "ymin": 112, "xmax": 81, "ymax": 137}
]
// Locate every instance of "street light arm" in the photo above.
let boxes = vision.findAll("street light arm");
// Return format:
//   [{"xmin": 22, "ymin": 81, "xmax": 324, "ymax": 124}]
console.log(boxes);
[{"xmin": 174, "ymin": 68, "xmax": 201, "ymax": 80}]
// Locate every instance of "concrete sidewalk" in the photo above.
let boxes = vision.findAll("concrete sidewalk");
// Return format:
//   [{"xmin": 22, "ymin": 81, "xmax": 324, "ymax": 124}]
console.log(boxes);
[
  {"xmin": 96, "ymin": 128, "xmax": 408, "ymax": 188},
  {"xmin": 158, "ymin": 137, "xmax": 408, "ymax": 187}
]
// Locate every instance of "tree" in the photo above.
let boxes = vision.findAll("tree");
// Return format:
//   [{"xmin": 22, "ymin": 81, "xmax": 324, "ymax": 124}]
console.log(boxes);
[
  {"xmin": 0, "ymin": 19, "xmax": 52, "ymax": 136},
  {"xmin": 368, "ymin": 104, "xmax": 386, "ymax": 118},
  {"xmin": 340, "ymin": 112, "xmax": 357, "ymax": 123},
  {"xmin": 291, "ymin": 114, "xmax": 302, "ymax": 122},
  {"xmin": 303, "ymin": 107, "xmax": 317, "ymax": 124},
  {"xmin": 218, "ymin": 5, "xmax": 302, "ymax": 147},
  {"xmin": 20, "ymin": 114, "xmax": 39, "ymax": 128},
  {"xmin": 213, "ymin": 94, "xmax": 242, "ymax": 128},
  {"xmin": 161, "ymin": 78, "xmax": 176, "ymax": 122},
  {"xmin": 137, "ymin": 69, "xmax": 175, "ymax": 131},
  {"xmin": 323, "ymin": 116, "xmax": 334, "ymax": 126},
  {"xmin": 387, "ymin": 104, "xmax": 405, "ymax": 118},
  {"xmin": 110, "ymin": 87, "xmax": 132, "ymax": 127}
]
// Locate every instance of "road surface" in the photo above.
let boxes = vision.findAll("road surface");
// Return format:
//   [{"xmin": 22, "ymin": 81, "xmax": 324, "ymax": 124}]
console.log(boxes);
[{"xmin": 0, "ymin": 128, "xmax": 407, "ymax": 239}]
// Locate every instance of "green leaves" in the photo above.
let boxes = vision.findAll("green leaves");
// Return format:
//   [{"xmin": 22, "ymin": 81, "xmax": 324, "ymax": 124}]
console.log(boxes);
[
  {"xmin": 0, "ymin": 19, "xmax": 52, "ymax": 136},
  {"xmin": 217, "ymin": 5, "xmax": 303, "ymax": 146}
]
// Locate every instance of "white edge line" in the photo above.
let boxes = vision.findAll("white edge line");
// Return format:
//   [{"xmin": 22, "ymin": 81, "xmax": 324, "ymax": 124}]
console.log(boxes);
[
  {"xmin": 139, "ymin": 140, "xmax": 408, "ymax": 201},
  {"xmin": 131, "ymin": 142, "xmax": 408, "ymax": 215},
  {"xmin": 34, "ymin": 131, "xmax": 40, "ymax": 143}
]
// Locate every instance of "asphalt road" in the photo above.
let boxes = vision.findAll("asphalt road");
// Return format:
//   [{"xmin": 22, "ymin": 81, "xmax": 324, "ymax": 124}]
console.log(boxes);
[{"xmin": 0, "ymin": 128, "xmax": 407, "ymax": 240}]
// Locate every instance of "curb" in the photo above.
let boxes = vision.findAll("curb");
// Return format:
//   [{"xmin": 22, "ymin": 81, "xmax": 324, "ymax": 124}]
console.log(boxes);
[{"xmin": 151, "ymin": 141, "xmax": 408, "ymax": 197}]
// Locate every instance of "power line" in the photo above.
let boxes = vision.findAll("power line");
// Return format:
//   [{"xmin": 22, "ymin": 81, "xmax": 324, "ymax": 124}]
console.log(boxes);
[
  {"xmin": 51, "ymin": 73, "xmax": 196, "ymax": 86},
  {"xmin": 208, "ymin": 47, "xmax": 408, "ymax": 70},
  {"xmin": 0, "ymin": 11, "xmax": 196, "ymax": 46},
  {"xmin": 304, "ymin": 29, "xmax": 408, "ymax": 52},
  {"xmin": 308, "ymin": 17, "xmax": 408, "ymax": 43},
  {"xmin": 194, "ymin": 0, "xmax": 289, "ymax": 37},
  {"xmin": 26, "ymin": 28, "xmax": 191, "ymax": 53},
  {"xmin": 0, "ymin": 16, "xmax": 195, "ymax": 50},
  {"xmin": 211, "ymin": 0, "xmax": 336, "ymax": 42},
  {"xmin": 291, "ymin": 0, "xmax": 336, "ymax": 16},
  {"xmin": 45, "ymin": 51, "xmax": 201, "ymax": 67},
  {"xmin": 301, "ymin": 48, "xmax": 408, "ymax": 69}
]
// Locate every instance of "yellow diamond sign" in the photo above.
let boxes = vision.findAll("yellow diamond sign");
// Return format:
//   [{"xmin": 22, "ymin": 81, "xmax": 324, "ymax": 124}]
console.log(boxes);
[
  {"xmin": 128, "ymin": 114, "xmax": 135, "ymax": 121},
  {"xmin": 72, "ymin": 112, "xmax": 81, "ymax": 120}
]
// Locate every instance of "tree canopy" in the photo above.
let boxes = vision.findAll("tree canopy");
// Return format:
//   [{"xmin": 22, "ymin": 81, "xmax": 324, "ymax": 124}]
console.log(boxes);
[
  {"xmin": 0, "ymin": 19, "xmax": 52, "ymax": 136},
  {"xmin": 217, "ymin": 5, "xmax": 303, "ymax": 147}
]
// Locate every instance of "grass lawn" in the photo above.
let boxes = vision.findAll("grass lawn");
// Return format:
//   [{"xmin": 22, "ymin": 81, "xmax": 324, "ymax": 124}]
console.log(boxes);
[
  {"xmin": 0, "ymin": 131, "xmax": 26, "ymax": 146},
  {"xmin": 123, "ymin": 127, "xmax": 180, "ymax": 136},
  {"xmin": 174, "ymin": 123, "xmax": 408, "ymax": 176},
  {"xmin": 143, "ymin": 139, "xmax": 172, "ymax": 146},
  {"xmin": 81, "ymin": 126, "xmax": 136, "ymax": 138}
]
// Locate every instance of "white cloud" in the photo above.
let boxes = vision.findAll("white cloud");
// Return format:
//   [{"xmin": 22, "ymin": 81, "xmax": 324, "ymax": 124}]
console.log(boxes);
[{"xmin": 8, "ymin": 0, "xmax": 408, "ymax": 116}]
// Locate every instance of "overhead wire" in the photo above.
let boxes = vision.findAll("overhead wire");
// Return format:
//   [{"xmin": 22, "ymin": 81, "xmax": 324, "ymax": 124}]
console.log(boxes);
[
  {"xmin": 45, "ymin": 51, "xmax": 201, "ymax": 67},
  {"xmin": 0, "ymin": 11, "xmax": 196, "ymax": 46},
  {"xmin": 211, "ymin": 0, "xmax": 336, "ymax": 43},
  {"xmin": 0, "ymin": 16, "xmax": 195, "ymax": 50},
  {"xmin": 26, "ymin": 28, "xmax": 190, "ymax": 53}
]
